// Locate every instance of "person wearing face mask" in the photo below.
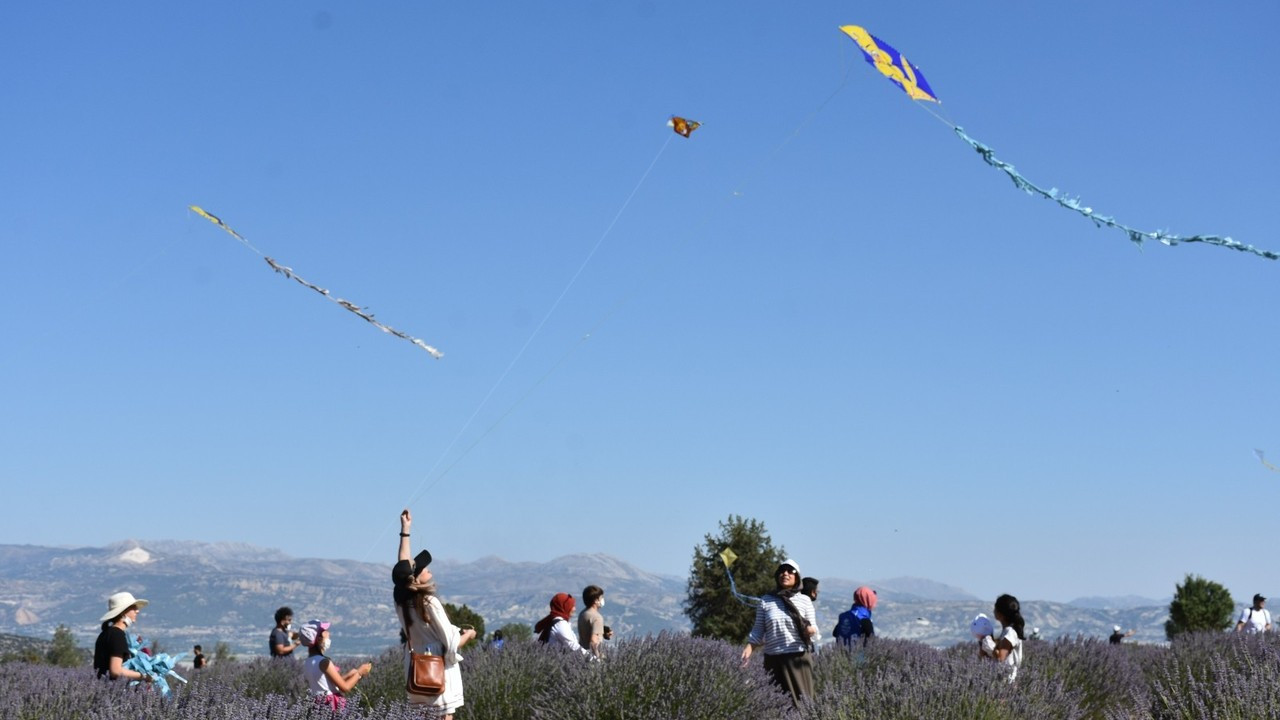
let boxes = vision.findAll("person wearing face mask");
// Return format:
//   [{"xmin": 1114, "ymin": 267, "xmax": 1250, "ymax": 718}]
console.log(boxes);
[
  {"xmin": 94, "ymin": 591, "xmax": 153, "ymax": 682},
  {"xmin": 577, "ymin": 585, "xmax": 606, "ymax": 657},
  {"xmin": 300, "ymin": 619, "xmax": 372, "ymax": 711},
  {"xmin": 270, "ymin": 606, "xmax": 301, "ymax": 658},
  {"xmin": 394, "ymin": 509, "xmax": 475, "ymax": 720}
]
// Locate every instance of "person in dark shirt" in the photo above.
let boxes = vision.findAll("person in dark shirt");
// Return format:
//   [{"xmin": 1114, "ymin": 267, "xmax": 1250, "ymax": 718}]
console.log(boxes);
[
  {"xmin": 270, "ymin": 606, "xmax": 300, "ymax": 658},
  {"xmin": 192, "ymin": 644, "xmax": 206, "ymax": 669},
  {"xmin": 93, "ymin": 591, "xmax": 153, "ymax": 682}
]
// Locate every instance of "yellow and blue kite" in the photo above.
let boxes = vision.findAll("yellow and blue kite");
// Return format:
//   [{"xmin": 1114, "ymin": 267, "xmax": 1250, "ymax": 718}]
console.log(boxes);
[
  {"xmin": 839, "ymin": 25, "xmax": 1277, "ymax": 261},
  {"xmin": 840, "ymin": 25, "xmax": 938, "ymax": 103}
]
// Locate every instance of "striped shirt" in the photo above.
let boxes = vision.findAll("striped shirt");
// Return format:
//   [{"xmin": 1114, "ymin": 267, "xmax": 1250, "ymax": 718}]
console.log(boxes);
[{"xmin": 747, "ymin": 594, "xmax": 817, "ymax": 655}]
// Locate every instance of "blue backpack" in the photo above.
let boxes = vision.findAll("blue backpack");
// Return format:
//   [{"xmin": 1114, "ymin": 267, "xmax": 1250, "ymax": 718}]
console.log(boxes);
[{"xmin": 834, "ymin": 606, "xmax": 872, "ymax": 645}]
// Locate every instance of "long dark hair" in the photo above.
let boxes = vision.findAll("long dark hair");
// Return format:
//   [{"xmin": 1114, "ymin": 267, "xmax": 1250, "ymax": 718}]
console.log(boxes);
[
  {"xmin": 394, "ymin": 579, "xmax": 437, "ymax": 643},
  {"xmin": 994, "ymin": 594, "xmax": 1025, "ymax": 640}
]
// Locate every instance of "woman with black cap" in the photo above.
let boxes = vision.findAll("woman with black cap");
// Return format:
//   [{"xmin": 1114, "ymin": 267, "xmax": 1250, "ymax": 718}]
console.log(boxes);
[
  {"xmin": 740, "ymin": 558, "xmax": 818, "ymax": 706},
  {"xmin": 394, "ymin": 509, "xmax": 476, "ymax": 720}
]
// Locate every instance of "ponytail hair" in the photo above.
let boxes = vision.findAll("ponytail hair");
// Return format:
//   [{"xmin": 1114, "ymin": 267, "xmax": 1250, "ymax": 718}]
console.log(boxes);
[{"xmin": 994, "ymin": 594, "xmax": 1025, "ymax": 640}]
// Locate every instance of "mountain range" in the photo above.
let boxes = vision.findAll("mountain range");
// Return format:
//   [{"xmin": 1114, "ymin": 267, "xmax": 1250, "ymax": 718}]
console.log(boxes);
[{"xmin": 0, "ymin": 540, "xmax": 1175, "ymax": 656}]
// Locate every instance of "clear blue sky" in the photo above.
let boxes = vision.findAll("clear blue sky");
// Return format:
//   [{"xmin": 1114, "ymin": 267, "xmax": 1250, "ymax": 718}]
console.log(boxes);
[{"xmin": 3, "ymin": 1, "xmax": 1277, "ymax": 605}]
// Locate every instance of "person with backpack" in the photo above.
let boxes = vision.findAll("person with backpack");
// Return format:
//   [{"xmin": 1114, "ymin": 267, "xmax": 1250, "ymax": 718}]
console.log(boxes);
[
  {"xmin": 1235, "ymin": 593, "xmax": 1272, "ymax": 634},
  {"xmin": 833, "ymin": 586, "xmax": 877, "ymax": 647}
]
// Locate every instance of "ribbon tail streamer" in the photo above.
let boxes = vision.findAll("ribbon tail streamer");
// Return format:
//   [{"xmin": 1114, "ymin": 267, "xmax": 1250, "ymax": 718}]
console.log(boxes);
[
  {"xmin": 190, "ymin": 205, "xmax": 443, "ymax": 359},
  {"xmin": 952, "ymin": 129, "xmax": 1278, "ymax": 261}
]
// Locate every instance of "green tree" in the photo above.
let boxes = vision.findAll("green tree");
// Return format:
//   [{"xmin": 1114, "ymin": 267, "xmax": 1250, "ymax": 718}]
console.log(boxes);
[
  {"xmin": 444, "ymin": 603, "xmax": 485, "ymax": 641},
  {"xmin": 684, "ymin": 515, "xmax": 785, "ymax": 642},
  {"xmin": 45, "ymin": 624, "xmax": 84, "ymax": 667},
  {"xmin": 212, "ymin": 640, "xmax": 236, "ymax": 664},
  {"xmin": 497, "ymin": 622, "xmax": 532, "ymax": 644},
  {"xmin": 1165, "ymin": 573, "xmax": 1235, "ymax": 639}
]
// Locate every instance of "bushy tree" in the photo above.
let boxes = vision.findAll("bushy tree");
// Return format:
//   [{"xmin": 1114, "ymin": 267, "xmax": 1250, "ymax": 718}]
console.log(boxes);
[
  {"xmin": 684, "ymin": 515, "xmax": 785, "ymax": 642},
  {"xmin": 213, "ymin": 640, "xmax": 236, "ymax": 664},
  {"xmin": 45, "ymin": 624, "xmax": 84, "ymax": 667},
  {"xmin": 1165, "ymin": 573, "xmax": 1235, "ymax": 639},
  {"xmin": 444, "ymin": 602, "xmax": 485, "ymax": 641},
  {"xmin": 498, "ymin": 622, "xmax": 533, "ymax": 643}
]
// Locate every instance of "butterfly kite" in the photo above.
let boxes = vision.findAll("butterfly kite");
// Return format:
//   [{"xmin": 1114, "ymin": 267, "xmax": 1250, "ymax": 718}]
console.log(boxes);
[
  {"xmin": 840, "ymin": 25, "xmax": 1277, "ymax": 261},
  {"xmin": 668, "ymin": 116, "xmax": 701, "ymax": 138},
  {"xmin": 190, "ymin": 206, "xmax": 443, "ymax": 359}
]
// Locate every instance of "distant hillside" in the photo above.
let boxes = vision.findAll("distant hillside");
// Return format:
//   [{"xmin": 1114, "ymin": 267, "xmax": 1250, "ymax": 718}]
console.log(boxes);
[
  {"xmin": 0, "ymin": 632, "xmax": 51, "ymax": 660},
  {"xmin": 0, "ymin": 540, "xmax": 1179, "ymax": 654},
  {"xmin": 1068, "ymin": 595, "xmax": 1167, "ymax": 610},
  {"xmin": 0, "ymin": 541, "xmax": 687, "ymax": 656}
]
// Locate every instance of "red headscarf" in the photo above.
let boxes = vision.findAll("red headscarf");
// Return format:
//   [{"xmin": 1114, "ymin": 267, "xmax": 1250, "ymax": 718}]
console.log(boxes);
[
  {"xmin": 854, "ymin": 586, "xmax": 878, "ymax": 611},
  {"xmin": 534, "ymin": 592, "xmax": 576, "ymax": 642}
]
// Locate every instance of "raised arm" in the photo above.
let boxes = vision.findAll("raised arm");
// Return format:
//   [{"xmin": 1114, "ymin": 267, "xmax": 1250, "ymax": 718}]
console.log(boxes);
[{"xmin": 398, "ymin": 509, "xmax": 412, "ymax": 563}]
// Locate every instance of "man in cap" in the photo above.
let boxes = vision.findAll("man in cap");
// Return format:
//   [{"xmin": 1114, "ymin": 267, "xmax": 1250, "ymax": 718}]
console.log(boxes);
[{"xmin": 1235, "ymin": 594, "xmax": 1272, "ymax": 634}]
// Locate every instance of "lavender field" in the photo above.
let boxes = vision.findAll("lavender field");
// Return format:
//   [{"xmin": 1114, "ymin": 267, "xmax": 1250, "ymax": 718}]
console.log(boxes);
[{"xmin": 4, "ymin": 632, "xmax": 1279, "ymax": 719}]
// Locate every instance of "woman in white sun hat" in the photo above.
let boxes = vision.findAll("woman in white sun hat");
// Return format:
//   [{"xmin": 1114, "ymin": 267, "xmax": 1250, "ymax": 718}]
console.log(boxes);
[
  {"xmin": 93, "ymin": 591, "xmax": 151, "ymax": 681},
  {"xmin": 740, "ymin": 558, "xmax": 819, "ymax": 707}
]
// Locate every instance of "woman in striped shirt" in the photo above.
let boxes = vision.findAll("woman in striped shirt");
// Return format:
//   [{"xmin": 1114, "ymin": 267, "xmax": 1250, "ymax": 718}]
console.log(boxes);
[{"xmin": 740, "ymin": 559, "xmax": 818, "ymax": 706}]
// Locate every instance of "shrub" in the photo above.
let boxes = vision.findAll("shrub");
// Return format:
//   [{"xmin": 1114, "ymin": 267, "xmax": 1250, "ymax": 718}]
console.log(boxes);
[
  {"xmin": 525, "ymin": 632, "xmax": 792, "ymax": 720},
  {"xmin": 806, "ymin": 639, "xmax": 1087, "ymax": 720}
]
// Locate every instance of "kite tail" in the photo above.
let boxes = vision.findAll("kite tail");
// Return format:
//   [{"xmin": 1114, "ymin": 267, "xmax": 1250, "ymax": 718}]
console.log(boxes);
[
  {"xmin": 190, "ymin": 205, "xmax": 445, "ymax": 358},
  {"xmin": 722, "ymin": 563, "xmax": 761, "ymax": 608},
  {"xmin": 952, "ymin": 128, "xmax": 1278, "ymax": 261}
]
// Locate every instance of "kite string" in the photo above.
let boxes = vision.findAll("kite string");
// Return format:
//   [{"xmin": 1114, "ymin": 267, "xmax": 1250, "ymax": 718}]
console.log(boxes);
[
  {"xmin": 388, "ymin": 34, "xmax": 865, "ymax": 537},
  {"xmin": 731, "ymin": 44, "xmax": 856, "ymax": 196},
  {"xmin": 360, "ymin": 134, "xmax": 675, "ymax": 560},
  {"xmin": 911, "ymin": 99, "xmax": 960, "ymax": 131},
  {"xmin": 375, "ymin": 32, "xmax": 869, "ymax": 553}
]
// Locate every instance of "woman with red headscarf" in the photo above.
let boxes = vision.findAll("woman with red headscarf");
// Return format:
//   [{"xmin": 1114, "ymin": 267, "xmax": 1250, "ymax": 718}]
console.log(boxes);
[
  {"xmin": 833, "ymin": 586, "xmax": 877, "ymax": 647},
  {"xmin": 534, "ymin": 593, "xmax": 593, "ymax": 658}
]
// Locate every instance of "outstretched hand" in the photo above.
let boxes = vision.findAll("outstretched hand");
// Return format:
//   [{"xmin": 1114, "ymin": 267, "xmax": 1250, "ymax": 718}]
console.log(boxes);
[{"xmin": 400, "ymin": 508, "xmax": 412, "ymax": 530}]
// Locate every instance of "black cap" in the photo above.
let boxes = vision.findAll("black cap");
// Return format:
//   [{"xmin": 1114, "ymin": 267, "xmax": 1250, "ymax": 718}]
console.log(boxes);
[
  {"xmin": 1255, "ymin": 593, "xmax": 1267, "ymax": 604},
  {"xmin": 391, "ymin": 549, "xmax": 433, "ymax": 585}
]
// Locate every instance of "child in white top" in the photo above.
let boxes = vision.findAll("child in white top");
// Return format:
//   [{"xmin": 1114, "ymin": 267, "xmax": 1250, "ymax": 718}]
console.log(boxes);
[
  {"xmin": 299, "ymin": 619, "xmax": 372, "ymax": 710},
  {"xmin": 978, "ymin": 594, "xmax": 1025, "ymax": 682}
]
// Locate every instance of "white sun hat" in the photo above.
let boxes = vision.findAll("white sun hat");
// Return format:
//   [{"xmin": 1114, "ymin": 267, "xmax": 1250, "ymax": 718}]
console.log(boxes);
[
  {"xmin": 99, "ymin": 591, "xmax": 149, "ymax": 622},
  {"xmin": 971, "ymin": 613, "xmax": 995, "ymax": 638}
]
